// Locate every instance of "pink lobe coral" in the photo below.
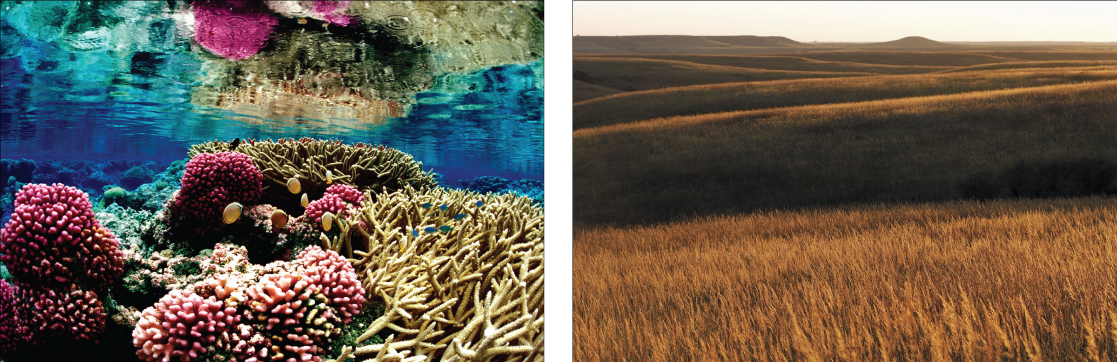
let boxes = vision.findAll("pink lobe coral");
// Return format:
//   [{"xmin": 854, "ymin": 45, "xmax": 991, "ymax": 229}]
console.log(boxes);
[
  {"xmin": 324, "ymin": 184, "xmax": 363, "ymax": 206},
  {"xmin": 133, "ymin": 289, "xmax": 241, "ymax": 362},
  {"xmin": 0, "ymin": 280, "xmax": 31, "ymax": 356},
  {"xmin": 245, "ymin": 273, "xmax": 332, "ymax": 362},
  {"xmin": 174, "ymin": 152, "xmax": 263, "ymax": 228},
  {"xmin": 0, "ymin": 183, "xmax": 124, "ymax": 289},
  {"xmin": 21, "ymin": 283, "xmax": 108, "ymax": 342},
  {"xmin": 193, "ymin": 1, "xmax": 279, "ymax": 60},
  {"xmin": 295, "ymin": 246, "xmax": 366, "ymax": 323},
  {"xmin": 303, "ymin": 184, "xmax": 363, "ymax": 229}
]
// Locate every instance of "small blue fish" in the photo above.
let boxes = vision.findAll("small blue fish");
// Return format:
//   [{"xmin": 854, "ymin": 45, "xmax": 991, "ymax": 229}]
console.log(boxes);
[
  {"xmin": 412, "ymin": 229, "xmax": 418, "ymax": 237},
  {"xmin": 454, "ymin": 214, "xmax": 466, "ymax": 220},
  {"xmin": 439, "ymin": 225, "xmax": 452, "ymax": 232},
  {"xmin": 476, "ymin": 200, "xmax": 484, "ymax": 207},
  {"xmin": 424, "ymin": 227, "xmax": 438, "ymax": 233},
  {"xmin": 439, "ymin": 204, "xmax": 448, "ymax": 211},
  {"xmin": 421, "ymin": 203, "xmax": 432, "ymax": 209}
]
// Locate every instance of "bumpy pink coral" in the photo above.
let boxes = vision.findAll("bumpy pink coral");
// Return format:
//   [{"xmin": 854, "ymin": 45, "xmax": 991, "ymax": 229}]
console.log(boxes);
[
  {"xmin": 302, "ymin": 194, "xmax": 347, "ymax": 226},
  {"xmin": 0, "ymin": 280, "xmax": 31, "ymax": 356},
  {"xmin": 296, "ymin": 246, "xmax": 366, "ymax": 323},
  {"xmin": 174, "ymin": 152, "xmax": 263, "ymax": 227},
  {"xmin": 303, "ymin": 184, "xmax": 363, "ymax": 229},
  {"xmin": 133, "ymin": 289, "xmax": 241, "ymax": 362},
  {"xmin": 0, "ymin": 183, "xmax": 124, "ymax": 289},
  {"xmin": 245, "ymin": 273, "xmax": 333, "ymax": 362},
  {"xmin": 22, "ymin": 283, "xmax": 107, "ymax": 342},
  {"xmin": 324, "ymin": 184, "xmax": 363, "ymax": 206}
]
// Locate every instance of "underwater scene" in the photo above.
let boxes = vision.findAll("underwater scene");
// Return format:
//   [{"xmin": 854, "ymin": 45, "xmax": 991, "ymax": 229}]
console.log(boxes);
[{"xmin": 1, "ymin": 1, "xmax": 543, "ymax": 361}]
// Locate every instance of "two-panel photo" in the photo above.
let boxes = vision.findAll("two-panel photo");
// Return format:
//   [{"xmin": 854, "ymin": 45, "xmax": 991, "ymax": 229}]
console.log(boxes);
[{"xmin": 0, "ymin": 1, "xmax": 1114, "ymax": 361}]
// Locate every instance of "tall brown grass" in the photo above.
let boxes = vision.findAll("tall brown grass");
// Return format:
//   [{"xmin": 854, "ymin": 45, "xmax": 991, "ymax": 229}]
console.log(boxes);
[
  {"xmin": 574, "ymin": 197, "xmax": 1117, "ymax": 361},
  {"xmin": 574, "ymin": 81, "xmax": 1117, "ymax": 225},
  {"xmin": 574, "ymin": 79, "xmax": 622, "ymax": 103},
  {"xmin": 937, "ymin": 60, "xmax": 1117, "ymax": 73},
  {"xmin": 573, "ymin": 67, "xmax": 1117, "ymax": 129}
]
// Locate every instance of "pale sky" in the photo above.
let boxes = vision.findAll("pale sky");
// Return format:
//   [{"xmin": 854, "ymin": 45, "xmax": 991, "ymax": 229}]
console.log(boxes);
[{"xmin": 573, "ymin": 1, "xmax": 1117, "ymax": 42}]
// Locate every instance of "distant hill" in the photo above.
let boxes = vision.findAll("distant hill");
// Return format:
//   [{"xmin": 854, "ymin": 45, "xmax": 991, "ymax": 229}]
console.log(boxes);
[
  {"xmin": 573, "ymin": 35, "xmax": 1116, "ymax": 54},
  {"xmin": 857, "ymin": 36, "xmax": 957, "ymax": 49},
  {"xmin": 574, "ymin": 35, "xmax": 815, "ymax": 54},
  {"xmin": 699, "ymin": 36, "xmax": 811, "ymax": 47}
]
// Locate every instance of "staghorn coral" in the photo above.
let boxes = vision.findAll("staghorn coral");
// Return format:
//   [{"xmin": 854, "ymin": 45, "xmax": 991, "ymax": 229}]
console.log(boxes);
[
  {"xmin": 327, "ymin": 185, "xmax": 543, "ymax": 361},
  {"xmin": 189, "ymin": 139, "xmax": 436, "ymax": 210},
  {"xmin": 0, "ymin": 183, "xmax": 124, "ymax": 290},
  {"xmin": 171, "ymin": 152, "xmax": 263, "ymax": 234},
  {"xmin": 133, "ymin": 289, "xmax": 242, "ymax": 362}
]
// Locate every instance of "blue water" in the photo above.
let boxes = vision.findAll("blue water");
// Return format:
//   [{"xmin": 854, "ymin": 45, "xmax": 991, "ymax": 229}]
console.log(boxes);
[{"xmin": 0, "ymin": 2, "xmax": 543, "ymax": 185}]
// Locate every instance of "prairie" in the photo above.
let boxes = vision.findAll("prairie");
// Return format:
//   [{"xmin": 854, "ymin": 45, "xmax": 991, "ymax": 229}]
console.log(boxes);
[
  {"xmin": 572, "ymin": 56, "xmax": 872, "ymax": 92},
  {"xmin": 573, "ymin": 66, "xmax": 1117, "ymax": 130},
  {"xmin": 573, "ymin": 79, "xmax": 622, "ymax": 103},
  {"xmin": 574, "ymin": 197, "xmax": 1117, "ymax": 361},
  {"xmin": 572, "ymin": 44, "xmax": 1117, "ymax": 362},
  {"xmin": 574, "ymin": 80, "xmax": 1117, "ymax": 225},
  {"xmin": 574, "ymin": 53, "xmax": 949, "ymax": 74}
]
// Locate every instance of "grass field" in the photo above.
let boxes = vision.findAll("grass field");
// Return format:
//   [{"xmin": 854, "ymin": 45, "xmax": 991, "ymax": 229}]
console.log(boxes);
[
  {"xmin": 574, "ymin": 197, "xmax": 1117, "ymax": 361},
  {"xmin": 573, "ymin": 45, "xmax": 1117, "ymax": 361},
  {"xmin": 575, "ymin": 80, "xmax": 1117, "ymax": 225},
  {"xmin": 574, "ymin": 66, "xmax": 1117, "ymax": 129},
  {"xmin": 572, "ymin": 56, "xmax": 873, "ymax": 92}
]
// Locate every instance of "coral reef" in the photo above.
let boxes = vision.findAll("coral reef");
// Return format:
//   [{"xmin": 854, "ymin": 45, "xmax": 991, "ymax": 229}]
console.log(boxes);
[
  {"xmin": 1, "ymin": 140, "xmax": 543, "ymax": 361},
  {"xmin": 0, "ymin": 158, "xmax": 36, "ymax": 183},
  {"xmin": 129, "ymin": 244, "xmax": 366, "ymax": 362},
  {"xmin": 458, "ymin": 176, "xmax": 544, "ymax": 206},
  {"xmin": 170, "ymin": 152, "xmax": 263, "ymax": 232},
  {"xmin": 0, "ymin": 183, "xmax": 125, "ymax": 290},
  {"xmin": 189, "ymin": 138, "xmax": 435, "ymax": 213},
  {"xmin": 329, "ymin": 185, "xmax": 544, "ymax": 360}
]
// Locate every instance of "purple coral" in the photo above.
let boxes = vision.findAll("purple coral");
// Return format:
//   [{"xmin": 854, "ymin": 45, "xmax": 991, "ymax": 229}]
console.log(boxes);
[
  {"xmin": 0, "ymin": 183, "xmax": 124, "ymax": 289},
  {"xmin": 173, "ymin": 152, "xmax": 263, "ymax": 230},
  {"xmin": 133, "ymin": 289, "xmax": 241, "ymax": 362}
]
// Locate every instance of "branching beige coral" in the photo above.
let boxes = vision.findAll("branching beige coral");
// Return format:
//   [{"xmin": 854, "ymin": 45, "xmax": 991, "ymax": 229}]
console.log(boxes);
[
  {"xmin": 189, "ymin": 138, "xmax": 437, "ymax": 207},
  {"xmin": 341, "ymin": 185, "xmax": 544, "ymax": 361}
]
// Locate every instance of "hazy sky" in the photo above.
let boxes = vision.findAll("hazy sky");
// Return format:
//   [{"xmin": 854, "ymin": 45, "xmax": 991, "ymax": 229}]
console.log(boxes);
[{"xmin": 573, "ymin": 1, "xmax": 1117, "ymax": 42}]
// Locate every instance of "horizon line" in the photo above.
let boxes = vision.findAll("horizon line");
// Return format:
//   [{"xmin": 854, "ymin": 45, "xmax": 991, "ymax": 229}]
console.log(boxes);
[{"xmin": 572, "ymin": 34, "xmax": 1117, "ymax": 43}]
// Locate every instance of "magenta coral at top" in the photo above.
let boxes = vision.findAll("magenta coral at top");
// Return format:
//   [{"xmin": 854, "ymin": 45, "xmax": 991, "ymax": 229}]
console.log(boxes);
[{"xmin": 193, "ymin": 0, "xmax": 279, "ymax": 60}]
